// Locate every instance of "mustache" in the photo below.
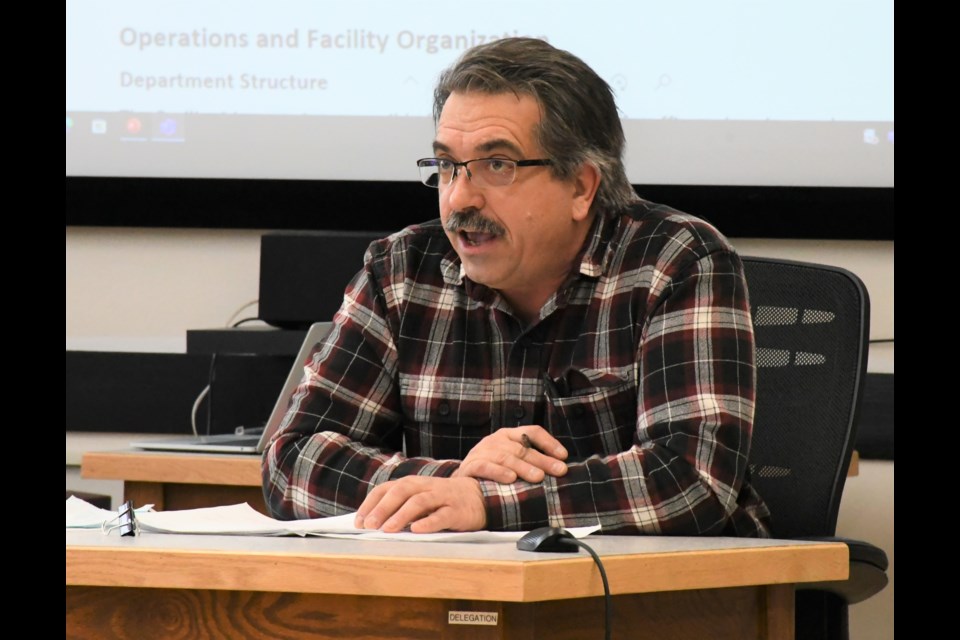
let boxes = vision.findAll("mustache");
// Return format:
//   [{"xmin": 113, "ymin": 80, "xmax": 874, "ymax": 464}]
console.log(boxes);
[{"xmin": 444, "ymin": 209, "xmax": 506, "ymax": 237}]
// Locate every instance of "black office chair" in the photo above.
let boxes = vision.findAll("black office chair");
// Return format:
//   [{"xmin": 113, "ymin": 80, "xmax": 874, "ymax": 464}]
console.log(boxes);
[{"xmin": 742, "ymin": 257, "xmax": 889, "ymax": 640}]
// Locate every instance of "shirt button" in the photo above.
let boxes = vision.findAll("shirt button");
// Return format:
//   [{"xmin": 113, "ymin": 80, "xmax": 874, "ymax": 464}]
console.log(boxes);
[
  {"xmin": 513, "ymin": 405, "xmax": 526, "ymax": 420},
  {"xmin": 437, "ymin": 402, "xmax": 451, "ymax": 417}
]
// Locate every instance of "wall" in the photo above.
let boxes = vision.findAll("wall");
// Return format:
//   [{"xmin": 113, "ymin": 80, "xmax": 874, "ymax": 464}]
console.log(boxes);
[
  {"xmin": 66, "ymin": 227, "xmax": 265, "ymax": 352},
  {"xmin": 65, "ymin": 226, "xmax": 893, "ymax": 639}
]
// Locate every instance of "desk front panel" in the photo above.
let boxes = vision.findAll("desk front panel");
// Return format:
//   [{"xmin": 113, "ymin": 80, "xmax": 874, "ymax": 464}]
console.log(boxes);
[{"xmin": 66, "ymin": 584, "xmax": 793, "ymax": 640}]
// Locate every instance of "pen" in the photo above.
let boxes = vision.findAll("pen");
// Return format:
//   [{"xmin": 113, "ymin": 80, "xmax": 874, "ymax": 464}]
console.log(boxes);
[
  {"xmin": 540, "ymin": 371, "xmax": 584, "ymax": 460},
  {"xmin": 541, "ymin": 371, "xmax": 563, "ymax": 400},
  {"xmin": 521, "ymin": 433, "xmax": 543, "ymax": 454}
]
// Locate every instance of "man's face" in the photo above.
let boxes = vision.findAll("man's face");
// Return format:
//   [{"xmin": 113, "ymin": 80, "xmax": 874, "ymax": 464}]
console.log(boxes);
[{"xmin": 434, "ymin": 91, "xmax": 593, "ymax": 305}]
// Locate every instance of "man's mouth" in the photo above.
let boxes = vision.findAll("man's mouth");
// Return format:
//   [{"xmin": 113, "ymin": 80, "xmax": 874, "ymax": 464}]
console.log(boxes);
[
  {"xmin": 459, "ymin": 230, "xmax": 499, "ymax": 246},
  {"xmin": 445, "ymin": 209, "xmax": 506, "ymax": 247}
]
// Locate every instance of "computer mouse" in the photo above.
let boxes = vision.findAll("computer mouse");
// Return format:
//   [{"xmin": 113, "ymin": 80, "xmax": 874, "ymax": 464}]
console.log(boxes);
[{"xmin": 516, "ymin": 526, "xmax": 579, "ymax": 553}]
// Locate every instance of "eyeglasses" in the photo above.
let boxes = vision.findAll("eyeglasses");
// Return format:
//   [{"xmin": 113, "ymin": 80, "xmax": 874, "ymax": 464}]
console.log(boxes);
[{"xmin": 416, "ymin": 157, "xmax": 552, "ymax": 189}]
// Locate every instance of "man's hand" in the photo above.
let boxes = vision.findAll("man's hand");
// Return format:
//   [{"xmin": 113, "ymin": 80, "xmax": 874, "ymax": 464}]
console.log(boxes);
[
  {"xmin": 354, "ymin": 476, "xmax": 487, "ymax": 533},
  {"xmin": 451, "ymin": 426, "xmax": 568, "ymax": 484}
]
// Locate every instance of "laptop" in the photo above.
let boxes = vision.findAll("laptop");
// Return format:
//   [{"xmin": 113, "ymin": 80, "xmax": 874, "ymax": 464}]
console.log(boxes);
[{"xmin": 130, "ymin": 322, "xmax": 331, "ymax": 454}]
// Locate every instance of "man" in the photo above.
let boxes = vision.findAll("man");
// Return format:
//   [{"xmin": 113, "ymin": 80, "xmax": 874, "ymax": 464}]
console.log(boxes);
[{"xmin": 262, "ymin": 37, "xmax": 770, "ymax": 537}]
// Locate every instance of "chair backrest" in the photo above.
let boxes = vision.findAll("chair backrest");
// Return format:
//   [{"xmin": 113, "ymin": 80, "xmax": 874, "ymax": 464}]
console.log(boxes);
[{"xmin": 742, "ymin": 257, "xmax": 870, "ymax": 538}]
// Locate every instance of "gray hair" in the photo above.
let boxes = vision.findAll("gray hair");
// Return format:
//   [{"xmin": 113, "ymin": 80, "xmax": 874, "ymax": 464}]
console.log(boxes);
[{"xmin": 433, "ymin": 37, "xmax": 640, "ymax": 217}]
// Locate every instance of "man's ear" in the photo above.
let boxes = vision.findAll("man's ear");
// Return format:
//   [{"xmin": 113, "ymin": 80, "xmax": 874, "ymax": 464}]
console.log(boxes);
[{"xmin": 571, "ymin": 162, "xmax": 601, "ymax": 222}]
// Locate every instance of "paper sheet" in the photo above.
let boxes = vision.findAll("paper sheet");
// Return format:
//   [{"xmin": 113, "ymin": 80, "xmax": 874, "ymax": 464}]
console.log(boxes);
[
  {"xmin": 66, "ymin": 495, "xmax": 155, "ymax": 528},
  {"xmin": 67, "ymin": 497, "xmax": 601, "ymax": 542}
]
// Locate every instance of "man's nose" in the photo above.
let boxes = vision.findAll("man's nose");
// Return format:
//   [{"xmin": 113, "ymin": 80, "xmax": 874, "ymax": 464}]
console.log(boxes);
[{"xmin": 444, "ymin": 166, "xmax": 484, "ymax": 211}]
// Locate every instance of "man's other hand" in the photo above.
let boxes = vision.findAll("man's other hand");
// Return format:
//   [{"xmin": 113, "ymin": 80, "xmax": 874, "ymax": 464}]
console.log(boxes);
[
  {"xmin": 354, "ymin": 476, "xmax": 487, "ymax": 533},
  {"xmin": 452, "ymin": 426, "xmax": 568, "ymax": 484}
]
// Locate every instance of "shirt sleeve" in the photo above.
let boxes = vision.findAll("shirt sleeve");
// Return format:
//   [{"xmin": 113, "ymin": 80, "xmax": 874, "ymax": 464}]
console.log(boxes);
[
  {"xmin": 478, "ymin": 245, "xmax": 769, "ymax": 536},
  {"xmin": 261, "ymin": 261, "xmax": 460, "ymax": 520}
]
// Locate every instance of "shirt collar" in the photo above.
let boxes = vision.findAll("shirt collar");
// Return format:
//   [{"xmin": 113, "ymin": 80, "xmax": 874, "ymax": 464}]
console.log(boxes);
[
  {"xmin": 440, "ymin": 253, "xmax": 464, "ymax": 286},
  {"xmin": 577, "ymin": 211, "xmax": 619, "ymax": 279}
]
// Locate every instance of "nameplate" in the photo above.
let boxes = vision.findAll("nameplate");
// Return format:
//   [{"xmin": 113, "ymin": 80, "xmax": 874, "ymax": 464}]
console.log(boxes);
[{"xmin": 448, "ymin": 611, "xmax": 499, "ymax": 626}]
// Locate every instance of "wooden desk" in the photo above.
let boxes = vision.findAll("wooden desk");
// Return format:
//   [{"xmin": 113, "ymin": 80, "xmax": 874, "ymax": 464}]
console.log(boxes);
[
  {"xmin": 66, "ymin": 530, "xmax": 847, "ymax": 639},
  {"xmin": 81, "ymin": 448, "xmax": 860, "ymax": 516},
  {"xmin": 81, "ymin": 449, "xmax": 266, "ymax": 513}
]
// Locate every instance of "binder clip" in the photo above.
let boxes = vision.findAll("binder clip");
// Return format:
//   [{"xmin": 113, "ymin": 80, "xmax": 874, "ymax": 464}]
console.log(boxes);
[{"xmin": 101, "ymin": 500, "xmax": 139, "ymax": 537}]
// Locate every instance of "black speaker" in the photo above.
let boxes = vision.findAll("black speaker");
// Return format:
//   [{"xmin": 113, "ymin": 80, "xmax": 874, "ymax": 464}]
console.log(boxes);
[
  {"xmin": 66, "ymin": 351, "xmax": 292, "ymax": 435},
  {"xmin": 258, "ymin": 230, "xmax": 390, "ymax": 329},
  {"xmin": 67, "ymin": 351, "xmax": 211, "ymax": 434},
  {"xmin": 186, "ymin": 327, "xmax": 309, "ymax": 356},
  {"xmin": 207, "ymin": 353, "xmax": 294, "ymax": 434}
]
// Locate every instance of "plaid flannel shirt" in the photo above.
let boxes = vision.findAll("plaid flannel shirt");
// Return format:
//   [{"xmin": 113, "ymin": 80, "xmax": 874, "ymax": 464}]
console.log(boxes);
[{"xmin": 262, "ymin": 202, "xmax": 770, "ymax": 536}]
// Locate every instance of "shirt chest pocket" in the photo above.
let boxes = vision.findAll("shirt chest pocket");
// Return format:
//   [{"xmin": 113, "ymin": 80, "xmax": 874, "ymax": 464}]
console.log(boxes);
[
  {"xmin": 398, "ymin": 377, "xmax": 494, "ymax": 459},
  {"xmin": 546, "ymin": 373, "xmax": 637, "ymax": 458}
]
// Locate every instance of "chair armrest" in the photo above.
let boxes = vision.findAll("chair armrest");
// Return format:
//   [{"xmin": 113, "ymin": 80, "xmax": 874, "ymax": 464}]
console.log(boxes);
[{"xmin": 795, "ymin": 536, "xmax": 889, "ymax": 604}]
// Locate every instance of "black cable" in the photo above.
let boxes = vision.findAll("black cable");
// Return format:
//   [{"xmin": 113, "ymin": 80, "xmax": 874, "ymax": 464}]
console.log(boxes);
[
  {"xmin": 231, "ymin": 316, "xmax": 266, "ymax": 328},
  {"xmin": 559, "ymin": 537, "xmax": 611, "ymax": 640},
  {"xmin": 205, "ymin": 352, "xmax": 218, "ymax": 436},
  {"xmin": 869, "ymin": 338, "xmax": 894, "ymax": 344}
]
